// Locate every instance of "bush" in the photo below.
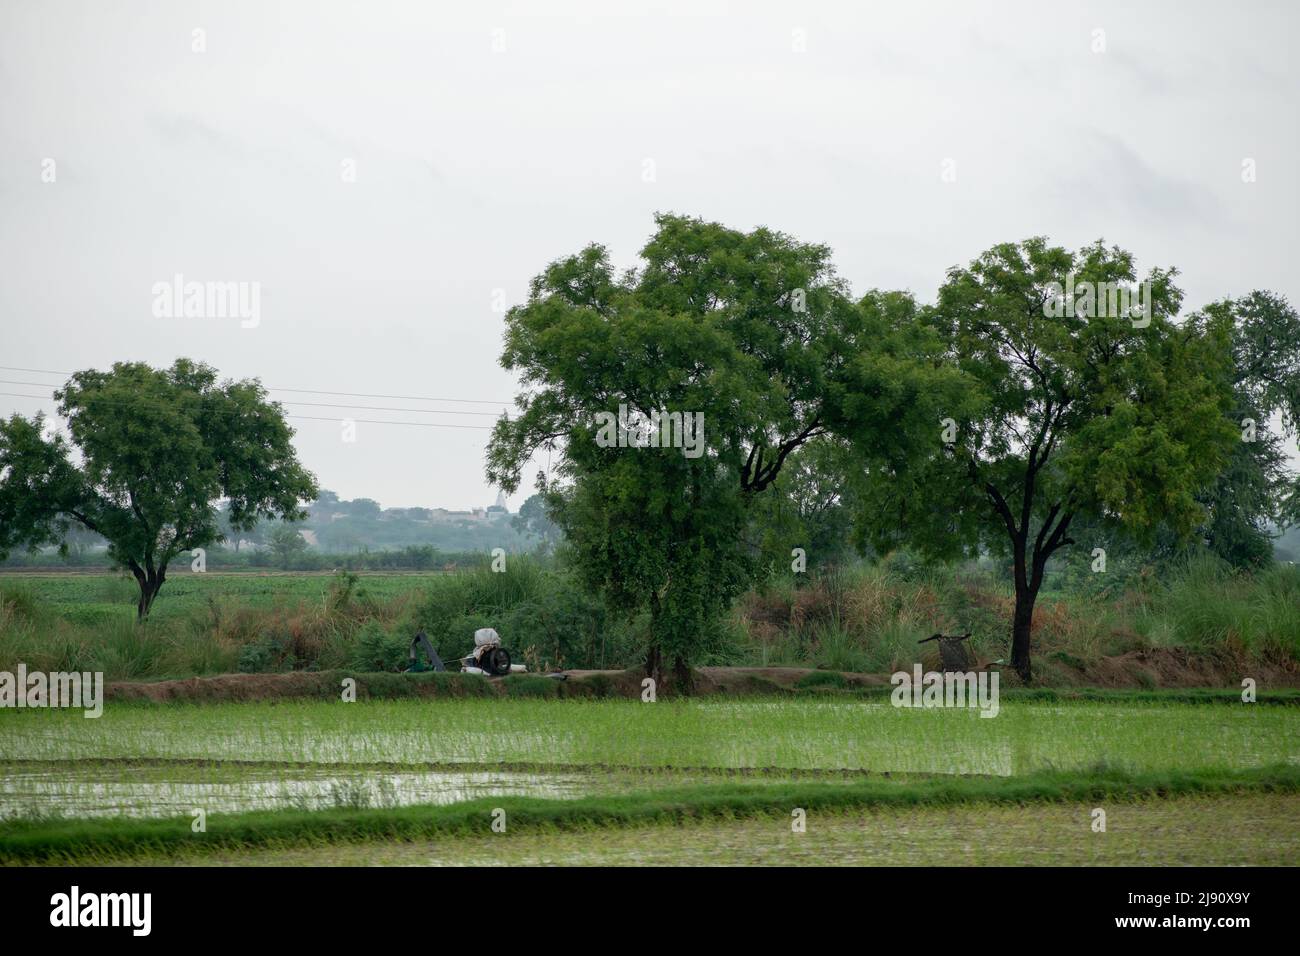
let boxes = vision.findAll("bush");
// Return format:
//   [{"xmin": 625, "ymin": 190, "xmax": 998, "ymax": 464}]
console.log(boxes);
[
  {"xmin": 0, "ymin": 583, "xmax": 40, "ymax": 622},
  {"xmin": 348, "ymin": 621, "xmax": 411, "ymax": 672},
  {"xmin": 6, "ymin": 547, "xmax": 1300, "ymax": 683},
  {"xmin": 502, "ymin": 674, "xmax": 561, "ymax": 698},
  {"xmin": 408, "ymin": 557, "xmax": 621, "ymax": 671}
]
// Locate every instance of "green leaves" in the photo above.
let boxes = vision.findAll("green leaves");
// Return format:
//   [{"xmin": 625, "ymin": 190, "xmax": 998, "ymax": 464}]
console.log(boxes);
[
  {"xmin": 868, "ymin": 237, "xmax": 1239, "ymax": 556},
  {"xmin": 849, "ymin": 237, "xmax": 1243, "ymax": 679},
  {"xmin": 0, "ymin": 360, "xmax": 318, "ymax": 615},
  {"xmin": 489, "ymin": 221, "xmax": 1275, "ymax": 681},
  {"xmin": 0, "ymin": 413, "xmax": 85, "ymax": 556},
  {"xmin": 1187, "ymin": 292, "xmax": 1300, "ymax": 550},
  {"xmin": 488, "ymin": 215, "xmax": 868, "ymax": 675}
]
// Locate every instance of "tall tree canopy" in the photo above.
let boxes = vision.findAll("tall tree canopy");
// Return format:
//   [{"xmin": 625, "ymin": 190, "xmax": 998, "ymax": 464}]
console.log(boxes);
[
  {"xmin": 488, "ymin": 223, "xmax": 1256, "ymax": 684},
  {"xmin": 0, "ymin": 360, "xmax": 318, "ymax": 617},
  {"xmin": 487, "ymin": 214, "xmax": 952, "ymax": 684},
  {"xmin": 856, "ymin": 238, "xmax": 1239, "ymax": 680},
  {"xmin": 1186, "ymin": 291, "xmax": 1300, "ymax": 565}
]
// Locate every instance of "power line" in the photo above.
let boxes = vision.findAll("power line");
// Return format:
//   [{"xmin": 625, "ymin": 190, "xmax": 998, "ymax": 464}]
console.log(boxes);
[
  {"xmin": 0, "ymin": 391, "xmax": 71, "ymax": 403},
  {"xmin": 287, "ymin": 414, "xmax": 491, "ymax": 430},
  {"xmin": 0, "ymin": 379, "xmax": 504, "ymax": 418},
  {"xmin": 279, "ymin": 399, "xmax": 502, "ymax": 417},
  {"xmin": 0, "ymin": 366, "xmax": 70, "ymax": 378},
  {"xmin": 269, "ymin": 386, "xmax": 513, "ymax": 406},
  {"xmin": 0, "ymin": 366, "xmax": 518, "ymax": 407},
  {"xmin": 0, "ymin": 379, "xmax": 69, "ymax": 390},
  {"xmin": 0, "ymin": 391, "xmax": 496, "ymax": 431}
]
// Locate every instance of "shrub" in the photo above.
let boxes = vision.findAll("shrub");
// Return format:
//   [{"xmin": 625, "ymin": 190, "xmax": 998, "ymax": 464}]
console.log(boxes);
[{"xmin": 348, "ymin": 621, "xmax": 411, "ymax": 673}]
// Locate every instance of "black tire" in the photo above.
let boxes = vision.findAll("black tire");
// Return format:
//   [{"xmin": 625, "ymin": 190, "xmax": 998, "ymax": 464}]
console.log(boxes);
[{"xmin": 484, "ymin": 647, "xmax": 511, "ymax": 676}]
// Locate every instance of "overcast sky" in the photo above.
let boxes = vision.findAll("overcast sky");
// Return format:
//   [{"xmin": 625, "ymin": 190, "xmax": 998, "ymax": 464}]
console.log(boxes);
[{"xmin": 2, "ymin": 0, "xmax": 1296, "ymax": 510}]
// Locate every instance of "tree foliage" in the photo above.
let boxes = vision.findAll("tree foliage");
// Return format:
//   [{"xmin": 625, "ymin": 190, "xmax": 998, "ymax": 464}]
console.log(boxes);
[
  {"xmin": 266, "ymin": 523, "xmax": 309, "ymax": 569},
  {"xmin": 0, "ymin": 360, "xmax": 318, "ymax": 616},
  {"xmin": 487, "ymin": 214, "xmax": 948, "ymax": 683},
  {"xmin": 1187, "ymin": 291, "xmax": 1300, "ymax": 564},
  {"xmin": 855, "ymin": 238, "xmax": 1239, "ymax": 679}
]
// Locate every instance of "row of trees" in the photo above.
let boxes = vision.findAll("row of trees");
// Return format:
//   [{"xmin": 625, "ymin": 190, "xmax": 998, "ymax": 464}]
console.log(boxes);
[
  {"xmin": 2, "ymin": 217, "xmax": 1296, "ymax": 682},
  {"xmin": 218, "ymin": 492, "xmax": 538, "ymax": 555},
  {"xmin": 488, "ymin": 214, "xmax": 1300, "ymax": 683}
]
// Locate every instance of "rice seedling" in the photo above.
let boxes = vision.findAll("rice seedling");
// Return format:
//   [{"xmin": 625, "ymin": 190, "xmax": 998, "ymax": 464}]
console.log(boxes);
[
  {"xmin": 187, "ymin": 792, "xmax": 1300, "ymax": 868},
  {"xmin": 3, "ymin": 764, "xmax": 1296, "ymax": 865},
  {"xmin": 3, "ymin": 697, "xmax": 1294, "ymax": 776}
]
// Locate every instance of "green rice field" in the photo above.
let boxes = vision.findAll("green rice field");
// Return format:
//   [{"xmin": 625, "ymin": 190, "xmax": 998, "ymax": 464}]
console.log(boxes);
[
  {"xmin": 1, "ymin": 695, "xmax": 1296, "ymax": 864},
  {"xmin": 186, "ymin": 793, "xmax": 1300, "ymax": 867},
  {"xmin": 3, "ymin": 698, "xmax": 1294, "ymax": 773}
]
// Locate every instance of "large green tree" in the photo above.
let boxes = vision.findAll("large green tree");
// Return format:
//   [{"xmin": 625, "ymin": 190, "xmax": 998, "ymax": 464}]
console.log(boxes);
[
  {"xmin": 0, "ymin": 360, "xmax": 318, "ymax": 617},
  {"xmin": 1034, "ymin": 290, "xmax": 1300, "ymax": 578},
  {"xmin": 1187, "ymin": 291, "xmax": 1300, "ymax": 565},
  {"xmin": 857, "ymin": 239, "xmax": 1238, "ymax": 681},
  {"xmin": 487, "ymin": 215, "xmax": 952, "ymax": 685}
]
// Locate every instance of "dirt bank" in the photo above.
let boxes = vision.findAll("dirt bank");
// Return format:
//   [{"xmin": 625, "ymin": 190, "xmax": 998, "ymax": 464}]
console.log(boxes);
[{"xmin": 102, "ymin": 648, "xmax": 1300, "ymax": 704}]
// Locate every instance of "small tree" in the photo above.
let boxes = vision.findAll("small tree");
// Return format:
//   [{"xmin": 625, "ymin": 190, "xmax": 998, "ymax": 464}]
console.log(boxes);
[
  {"xmin": 511, "ymin": 493, "xmax": 563, "ymax": 553},
  {"xmin": 218, "ymin": 502, "xmax": 262, "ymax": 553},
  {"xmin": 857, "ymin": 239, "xmax": 1238, "ymax": 681},
  {"xmin": 0, "ymin": 360, "xmax": 318, "ymax": 617},
  {"xmin": 267, "ymin": 523, "xmax": 309, "ymax": 569}
]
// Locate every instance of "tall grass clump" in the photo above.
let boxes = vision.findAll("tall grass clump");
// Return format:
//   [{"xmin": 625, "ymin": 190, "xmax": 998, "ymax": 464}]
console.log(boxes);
[
  {"xmin": 408, "ymin": 555, "xmax": 634, "ymax": 672},
  {"xmin": 733, "ymin": 551, "xmax": 1300, "ymax": 676},
  {"xmin": 1138, "ymin": 554, "xmax": 1300, "ymax": 659},
  {"xmin": 737, "ymin": 560, "xmax": 1010, "ymax": 672}
]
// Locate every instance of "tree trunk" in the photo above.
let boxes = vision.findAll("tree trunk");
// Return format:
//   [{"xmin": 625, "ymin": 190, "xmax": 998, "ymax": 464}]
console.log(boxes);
[
  {"xmin": 987, "ymin": 469, "xmax": 1072, "ymax": 684},
  {"xmin": 1010, "ymin": 587, "xmax": 1035, "ymax": 682},
  {"xmin": 671, "ymin": 655, "xmax": 694, "ymax": 695},
  {"xmin": 1009, "ymin": 533, "xmax": 1038, "ymax": 682},
  {"xmin": 136, "ymin": 580, "xmax": 156, "ymax": 620},
  {"xmin": 134, "ymin": 569, "xmax": 166, "ymax": 620},
  {"xmin": 644, "ymin": 590, "xmax": 665, "ymax": 686},
  {"xmin": 644, "ymin": 643, "xmax": 663, "ymax": 687}
]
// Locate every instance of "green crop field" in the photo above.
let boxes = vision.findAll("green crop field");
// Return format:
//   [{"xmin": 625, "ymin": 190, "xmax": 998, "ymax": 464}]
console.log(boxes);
[
  {"xmin": 184, "ymin": 793, "xmax": 1300, "ymax": 867},
  {"xmin": 2, "ymin": 569, "xmax": 1299, "ymax": 866},
  {"xmin": 4, "ymin": 697, "xmax": 1295, "ymax": 772},
  {"xmin": 0, "ymin": 571, "xmax": 435, "ymax": 628},
  {"xmin": 2, "ymin": 696, "xmax": 1296, "ymax": 865}
]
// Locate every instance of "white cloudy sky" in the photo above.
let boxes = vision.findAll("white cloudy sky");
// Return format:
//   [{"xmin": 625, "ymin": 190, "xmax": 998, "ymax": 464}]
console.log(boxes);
[{"xmin": 1, "ymin": 0, "xmax": 1296, "ymax": 510}]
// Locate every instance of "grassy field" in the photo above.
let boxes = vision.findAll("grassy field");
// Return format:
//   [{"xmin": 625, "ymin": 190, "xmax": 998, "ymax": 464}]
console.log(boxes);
[
  {"xmin": 3, "ymin": 764, "xmax": 1297, "ymax": 865},
  {"xmin": 0, "ymin": 570, "xmax": 439, "ymax": 679},
  {"xmin": 2, "ymin": 562, "xmax": 1297, "ymax": 866},
  {"xmin": 1, "ymin": 695, "xmax": 1296, "ymax": 864},
  {"xmin": 3, "ymin": 698, "xmax": 1294, "ymax": 773},
  {"xmin": 183, "ymin": 793, "xmax": 1300, "ymax": 867},
  {"xmin": 0, "ymin": 570, "xmax": 437, "ymax": 627},
  {"xmin": 4, "ymin": 553, "xmax": 1300, "ymax": 682}
]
